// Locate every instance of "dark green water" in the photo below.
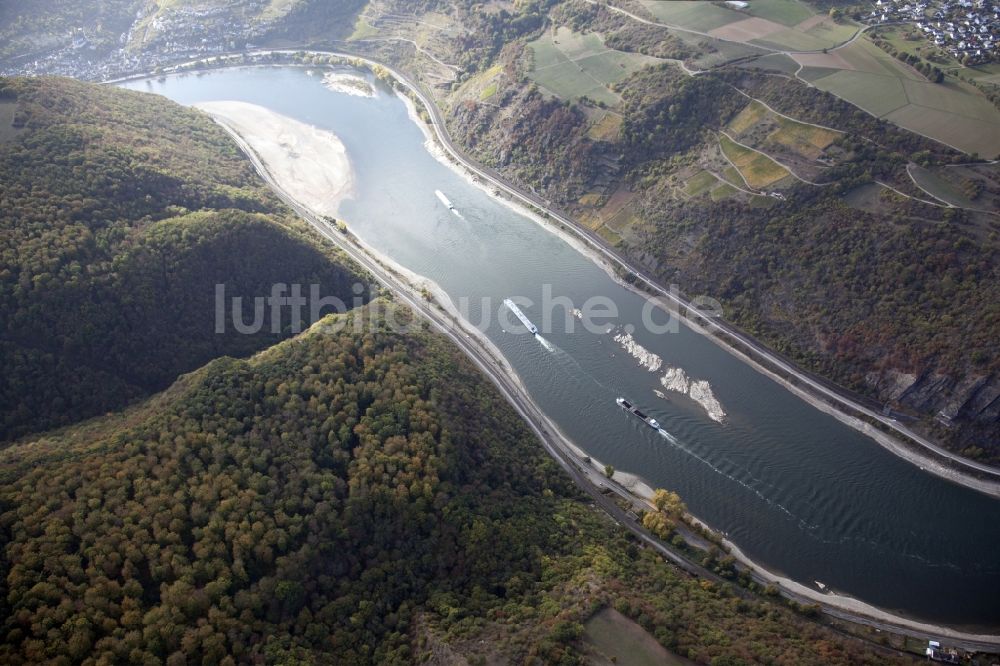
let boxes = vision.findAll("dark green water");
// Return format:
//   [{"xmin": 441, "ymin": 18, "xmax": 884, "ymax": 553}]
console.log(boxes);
[{"xmin": 121, "ymin": 66, "xmax": 1000, "ymax": 628}]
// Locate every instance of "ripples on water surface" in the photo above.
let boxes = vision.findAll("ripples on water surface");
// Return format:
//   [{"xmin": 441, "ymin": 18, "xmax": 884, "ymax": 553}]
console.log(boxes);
[{"xmin": 122, "ymin": 67, "xmax": 1000, "ymax": 627}]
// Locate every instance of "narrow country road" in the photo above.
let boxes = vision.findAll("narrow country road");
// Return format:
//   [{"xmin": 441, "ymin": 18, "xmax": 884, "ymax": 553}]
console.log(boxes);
[
  {"xmin": 213, "ymin": 112, "xmax": 1000, "ymax": 654},
  {"xmin": 719, "ymin": 128, "xmax": 829, "ymax": 186},
  {"xmin": 113, "ymin": 48, "xmax": 998, "ymax": 493},
  {"xmin": 581, "ymin": 0, "xmax": 875, "ymax": 58},
  {"xmin": 310, "ymin": 48, "xmax": 1000, "ymax": 489}
]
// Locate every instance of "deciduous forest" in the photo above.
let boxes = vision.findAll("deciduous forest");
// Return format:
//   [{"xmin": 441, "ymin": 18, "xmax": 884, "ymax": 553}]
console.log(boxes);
[
  {"xmin": 0, "ymin": 77, "xmax": 364, "ymax": 441},
  {"xmin": 0, "ymin": 75, "xmax": 916, "ymax": 664},
  {"xmin": 0, "ymin": 304, "xmax": 910, "ymax": 664}
]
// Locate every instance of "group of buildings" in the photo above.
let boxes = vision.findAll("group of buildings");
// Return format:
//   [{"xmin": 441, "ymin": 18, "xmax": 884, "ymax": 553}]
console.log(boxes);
[
  {"xmin": 869, "ymin": 0, "xmax": 1000, "ymax": 63},
  {"xmin": 5, "ymin": 37, "xmax": 232, "ymax": 82},
  {"xmin": 1, "ymin": 1, "xmax": 289, "ymax": 81}
]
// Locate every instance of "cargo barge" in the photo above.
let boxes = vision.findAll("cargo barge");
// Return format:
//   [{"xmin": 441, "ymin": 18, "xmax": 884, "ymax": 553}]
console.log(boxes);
[
  {"xmin": 435, "ymin": 189, "xmax": 455, "ymax": 210},
  {"xmin": 503, "ymin": 298, "xmax": 539, "ymax": 335},
  {"xmin": 616, "ymin": 397, "xmax": 660, "ymax": 429}
]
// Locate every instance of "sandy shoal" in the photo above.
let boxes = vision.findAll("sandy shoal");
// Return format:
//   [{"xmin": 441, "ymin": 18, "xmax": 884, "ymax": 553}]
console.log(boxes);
[{"xmin": 194, "ymin": 100, "xmax": 354, "ymax": 218}]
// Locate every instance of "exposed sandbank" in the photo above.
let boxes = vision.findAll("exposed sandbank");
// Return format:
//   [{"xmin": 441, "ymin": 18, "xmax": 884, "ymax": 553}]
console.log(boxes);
[
  {"xmin": 194, "ymin": 100, "xmax": 354, "ymax": 217},
  {"xmin": 202, "ymin": 69, "xmax": 1000, "ymax": 641},
  {"xmin": 387, "ymin": 69, "xmax": 1000, "ymax": 498},
  {"xmin": 657, "ymin": 367, "xmax": 727, "ymax": 423},
  {"xmin": 322, "ymin": 71, "xmax": 376, "ymax": 97},
  {"xmin": 614, "ymin": 329, "xmax": 663, "ymax": 372},
  {"xmin": 200, "ymin": 99, "xmax": 532, "ymax": 410}
]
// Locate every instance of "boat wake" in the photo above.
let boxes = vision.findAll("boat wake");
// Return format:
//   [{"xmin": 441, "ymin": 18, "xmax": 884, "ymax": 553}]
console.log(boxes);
[
  {"xmin": 656, "ymin": 427, "xmax": 815, "ymax": 529},
  {"xmin": 540, "ymin": 335, "xmax": 801, "ymax": 526},
  {"xmin": 606, "ymin": 327, "xmax": 724, "ymax": 424},
  {"xmin": 543, "ymin": 339, "xmax": 623, "ymax": 395},
  {"xmin": 436, "ymin": 189, "xmax": 465, "ymax": 219}
]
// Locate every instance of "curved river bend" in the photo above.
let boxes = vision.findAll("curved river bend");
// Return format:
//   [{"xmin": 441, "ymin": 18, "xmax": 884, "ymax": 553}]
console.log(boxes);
[{"xmin": 122, "ymin": 67, "xmax": 1000, "ymax": 628}]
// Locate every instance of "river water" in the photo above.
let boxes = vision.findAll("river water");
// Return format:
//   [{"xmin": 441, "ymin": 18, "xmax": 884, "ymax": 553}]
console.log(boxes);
[{"xmin": 121, "ymin": 66, "xmax": 1000, "ymax": 628}]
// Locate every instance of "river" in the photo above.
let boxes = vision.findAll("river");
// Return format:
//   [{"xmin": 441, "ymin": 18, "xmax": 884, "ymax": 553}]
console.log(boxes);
[{"xmin": 120, "ymin": 65, "xmax": 1000, "ymax": 629}]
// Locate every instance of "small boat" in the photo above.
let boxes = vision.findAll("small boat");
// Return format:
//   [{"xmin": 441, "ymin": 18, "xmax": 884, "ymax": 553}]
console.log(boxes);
[{"xmin": 435, "ymin": 189, "xmax": 455, "ymax": 210}]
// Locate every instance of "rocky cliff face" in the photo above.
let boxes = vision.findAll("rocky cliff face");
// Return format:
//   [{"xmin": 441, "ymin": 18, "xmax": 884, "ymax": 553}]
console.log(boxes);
[
  {"xmin": 434, "ymin": 31, "xmax": 999, "ymax": 467},
  {"xmin": 870, "ymin": 368, "xmax": 1000, "ymax": 459}
]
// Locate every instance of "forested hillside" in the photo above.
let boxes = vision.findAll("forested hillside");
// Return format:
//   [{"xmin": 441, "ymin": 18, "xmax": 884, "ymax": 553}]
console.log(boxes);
[
  {"xmin": 0, "ymin": 304, "xmax": 910, "ymax": 664},
  {"xmin": 0, "ymin": 77, "xmax": 364, "ymax": 442},
  {"xmin": 0, "ymin": 44, "xmax": 951, "ymax": 666},
  {"xmin": 619, "ymin": 67, "xmax": 1000, "ymax": 460},
  {"xmin": 395, "ymin": 8, "xmax": 1000, "ymax": 460}
]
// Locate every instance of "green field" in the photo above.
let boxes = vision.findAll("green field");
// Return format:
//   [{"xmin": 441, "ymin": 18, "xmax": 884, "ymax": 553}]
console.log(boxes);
[
  {"xmin": 529, "ymin": 32, "xmax": 570, "ymax": 69},
  {"xmin": 746, "ymin": 0, "xmax": 816, "ymax": 26},
  {"xmin": 583, "ymin": 608, "xmax": 696, "ymax": 666},
  {"xmin": 748, "ymin": 191, "xmax": 778, "ymax": 206},
  {"xmin": 720, "ymin": 133, "xmax": 790, "ymax": 188},
  {"xmin": 771, "ymin": 116, "xmax": 841, "ymax": 158},
  {"xmin": 639, "ymin": 0, "xmax": 741, "ymax": 31},
  {"xmin": 721, "ymin": 164, "xmax": 747, "ymax": 188},
  {"xmin": 966, "ymin": 63, "xmax": 1000, "ymax": 85},
  {"xmin": 842, "ymin": 37, "xmax": 920, "ymax": 77},
  {"xmin": 908, "ymin": 165, "xmax": 979, "ymax": 207},
  {"xmin": 903, "ymin": 78, "xmax": 998, "ymax": 120},
  {"xmin": 729, "ymin": 99, "xmax": 840, "ymax": 160},
  {"xmin": 908, "ymin": 163, "xmax": 1000, "ymax": 209},
  {"xmin": 684, "ymin": 35, "xmax": 769, "ymax": 68},
  {"xmin": 587, "ymin": 111, "xmax": 623, "ymax": 141},
  {"xmin": 528, "ymin": 27, "xmax": 659, "ymax": 105},
  {"xmin": 805, "ymin": 69, "xmax": 909, "ymax": 116},
  {"xmin": 887, "ymin": 105, "xmax": 1000, "ymax": 156},
  {"xmin": 729, "ymin": 99, "xmax": 768, "ymax": 133},
  {"xmin": 347, "ymin": 17, "xmax": 379, "ymax": 41},
  {"xmin": 753, "ymin": 20, "xmax": 856, "ymax": 51},
  {"xmin": 551, "ymin": 26, "xmax": 606, "ymax": 60},
  {"xmin": 605, "ymin": 202, "xmax": 641, "ymax": 233},
  {"xmin": 711, "ymin": 181, "xmax": 739, "ymax": 199},
  {"xmin": 596, "ymin": 224, "xmax": 623, "ymax": 244},
  {"xmin": 876, "ymin": 26, "xmax": 961, "ymax": 67},
  {"xmin": 450, "ymin": 63, "xmax": 502, "ymax": 106},
  {"xmin": 260, "ymin": 0, "xmax": 297, "ymax": 20},
  {"xmin": 742, "ymin": 52, "xmax": 804, "ymax": 74},
  {"xmin": 801, "ymin": 38, "xmax": 1000, "ymax": 155},
  {"xmin": 684, "ymin": 170, "xmax": 720, "ymax": 197},
  {"xmin": 641, "ymin": 0, "xmax": 853, "ymax": 53},
  {"xmin": 841, "ymin": 181, "xmax": 886, "ymax": 210}
]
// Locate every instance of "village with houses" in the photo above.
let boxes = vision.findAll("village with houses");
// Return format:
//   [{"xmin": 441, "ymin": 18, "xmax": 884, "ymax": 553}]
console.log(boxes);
[
  {"xmin": 870, "ymin": 0, "xmax": 1000, "ymax": 63},
  {"xmin": 0, "ymin": 0, "xmax": 289, "ymax": 81},
  {"xmin": 3, "ymin": 0, "xmax": 1000, "ymax": 80}
]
